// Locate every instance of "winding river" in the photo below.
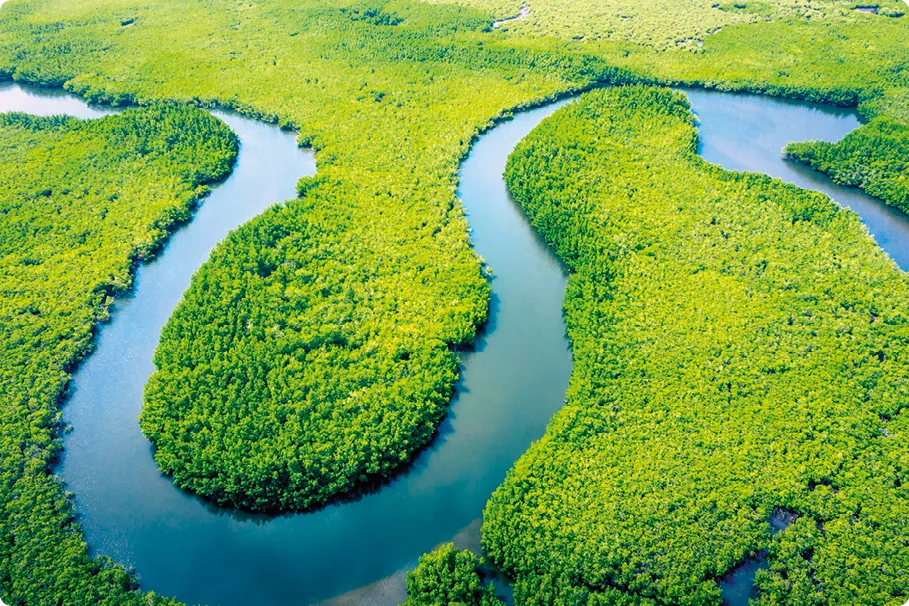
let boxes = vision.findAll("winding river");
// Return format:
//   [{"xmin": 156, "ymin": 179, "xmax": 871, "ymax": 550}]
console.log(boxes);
[{"xmin": 1, "ymin": 81, "xmax": 906, "ymax": 606}]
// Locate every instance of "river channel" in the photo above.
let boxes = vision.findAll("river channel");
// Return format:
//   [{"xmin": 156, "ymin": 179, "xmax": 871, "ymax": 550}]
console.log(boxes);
[{"xmin": 0, "ymin": 82, "xmax": 903, "ymax": 605}]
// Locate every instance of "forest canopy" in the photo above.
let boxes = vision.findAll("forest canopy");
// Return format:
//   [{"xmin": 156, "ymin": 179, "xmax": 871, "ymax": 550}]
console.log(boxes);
[
  {"xmin": 424, "ymin": 0, "xmax": 908, "ymax": 48},
  {"xmin": 402, "ymin": 544, "xmax": 504, "ymax": 606},
  {"xmin": 483, "ymin": 86, "xmax": 909, "ymax": 606},
  {"xmin": 0, "ymin": 0, "xmax": 907, "ymax": 601},
  {"xmin": 117, "ymin": 1, "xmax": 630, "ymax": 513},
  {"xmin": 786, "ymin": 115, "xmax": 909, "ymax": 214}
]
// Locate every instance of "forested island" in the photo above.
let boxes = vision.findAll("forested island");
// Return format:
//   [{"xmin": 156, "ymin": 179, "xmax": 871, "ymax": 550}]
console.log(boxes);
[{"xmin": 0, "ymin": 0, "xmax": 906, "ymax": 603}]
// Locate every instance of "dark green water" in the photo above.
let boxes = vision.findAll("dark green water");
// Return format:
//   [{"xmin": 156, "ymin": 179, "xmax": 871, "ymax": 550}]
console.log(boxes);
[{"xmin": 0, "ymin": 82, "xmax": 904, "ymax": 606}]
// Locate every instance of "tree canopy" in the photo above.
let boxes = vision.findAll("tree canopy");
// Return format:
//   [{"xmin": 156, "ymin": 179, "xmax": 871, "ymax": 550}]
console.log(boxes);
[
  {"xmin": 483, "ymin": 86, "xmax": 909, "ymax": 606},
  {"xmin": 786, "ymin": 115, "xmax": 909, "ymax": 214},
  {"xmin": 403, "ymin": 544, "xmax": 503, "ymax": 606},
  {"xmin": 0, "ymin": 0, "xmax": 906, "ymax": 600}
]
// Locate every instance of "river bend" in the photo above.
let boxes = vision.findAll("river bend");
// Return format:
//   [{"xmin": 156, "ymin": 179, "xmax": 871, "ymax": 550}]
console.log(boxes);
[{"xmin": 0, "ymin": 82, "xmax": 905, "ymax": 606}]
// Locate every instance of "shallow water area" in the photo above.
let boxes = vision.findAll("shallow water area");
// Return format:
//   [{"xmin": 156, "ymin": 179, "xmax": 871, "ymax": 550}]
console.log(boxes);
[
  {"xmin": 0, "ymin": 82, "xmax": 118, "ymax": 118},
  {"xmin": 1, "ymin": 82, "xmax": 907, "ymax": 606}
]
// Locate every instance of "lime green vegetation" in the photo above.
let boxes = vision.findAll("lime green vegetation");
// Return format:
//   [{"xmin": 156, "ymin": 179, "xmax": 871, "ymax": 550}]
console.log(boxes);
[
  {"xmin": 1, "ymin": 0, "xmax": 631, "ymax": 513},
  {"xmin": 482, "ymin": 86, "xmax": 909, "ymax": 606},
  {"xmin": 0, "ymin": 0, "xmax": 627, "ymax": 513},
  {"xmin": 403, "ymin": 544, "xmax": 503, "ymax": 606},
  {"xmin": 0, "ymin": 1, "xmax": 626, "ymax": 599},
  {"xmin": 621, "ymin": 17, "xmax": 909, "ymax": 120},
  {"xmin": 786, "ymin": 116, "xmax": 909, "ymax": 213},
  {"xmin": 0, "ymin": 106, "xmax": 235, "ymax": 604},
  {"xmin": 425, "ymin": 0, "xmax": 906, "ymax": 47},
  {"xmin": 1, "ymin": 0, "xmax": 906, "ymax": 515},
  {"xmin": 1, "ymin": 0, "xmax": 909, "ymax": 599},
  {"xmin": 443, "ymin": 0, "xmax": 909, "ymax": 219}
]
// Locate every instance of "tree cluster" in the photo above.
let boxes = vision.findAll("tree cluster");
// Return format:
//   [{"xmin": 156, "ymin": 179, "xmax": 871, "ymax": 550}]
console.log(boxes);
[
  {"xmin": 786, "ymin": 115, "xmax": 909, "ymax": 214},
  {"xmin": 0, "ymin": 0, "xmax": 906, "ymax": 601},
  {"xmin": 403, "ymin": 544, "xmax": 504, "ymax": 606},
  {"xmin": 0, "ymin": 106, "xmax": 236, "ymax": 604}
]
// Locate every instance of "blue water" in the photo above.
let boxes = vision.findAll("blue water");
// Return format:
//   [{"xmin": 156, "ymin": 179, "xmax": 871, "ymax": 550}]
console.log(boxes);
[
  {"xmin": 0, "ymin": 82, "xmax": 902, "ymax": 606},
  {"xmin": 0, "ymin": 83, "xmax": 573, "ymax": 605}
]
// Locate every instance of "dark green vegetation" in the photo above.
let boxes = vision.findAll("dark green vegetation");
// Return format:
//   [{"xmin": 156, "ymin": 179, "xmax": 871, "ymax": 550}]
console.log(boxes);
[
  {"xmin": 482, "ymin": 85, "xmax": 909, "ymax": 605},
  {"xmin": 403, "ymin": 544, "xmax": 503, "ymax": 606},
  {"xmin": 786, "ymin": 116, "xmax": 909, "ymax": 213},
  {"xmin": 0, "ymin": 106, "xmax": 236, "ymax": 604}
]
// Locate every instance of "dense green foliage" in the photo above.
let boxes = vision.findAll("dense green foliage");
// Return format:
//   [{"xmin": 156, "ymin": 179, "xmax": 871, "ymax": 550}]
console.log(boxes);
[
  {"xmin": 457, "ymin": 0, "xmax": 909, "ymax": 217},
  {"xmin": 786, "ymin": 115, "xmax": 909, "ymax": 213},
  {"xmin": 139, "ymin": 191, "xmax": 476, "ymax": 510},
  {"xmin": 0, "ymin": 106, "xmax": 236, "ymax": 605},
  {"xmin": 0, "ymin": 0, "xmax": 624, "ymax": 598},
  {"xmin": 1, "ymin": 0, "xmax": 905, "ymax": 514},
  {"xmin": 403, "ymin": 544, "xmax": 503, "ymax": 606},
  {"xmin": 8, "ymin": 0, "xmax": 625, "ymax": 512},
  {"xmin": 483, "ymin": 86, "xmax": 909, "ymax": 605},
  {"xmin": 1, "ymin": 0, "xmax": 909, "ymax": 600}
]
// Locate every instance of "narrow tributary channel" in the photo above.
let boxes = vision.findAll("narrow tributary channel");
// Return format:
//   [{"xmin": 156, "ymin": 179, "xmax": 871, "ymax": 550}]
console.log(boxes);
[{"xmin": 0, "ymin": 82, "xmax": 903, "ymax": 606}]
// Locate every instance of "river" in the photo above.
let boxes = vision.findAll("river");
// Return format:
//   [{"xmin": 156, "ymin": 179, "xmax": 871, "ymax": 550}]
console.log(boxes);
[{"xmin": 0, "ymin": 82, "xmax": 903, "ymax": 606}]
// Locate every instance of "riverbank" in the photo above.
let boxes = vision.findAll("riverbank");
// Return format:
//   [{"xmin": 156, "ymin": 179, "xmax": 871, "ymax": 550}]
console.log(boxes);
[
  {"xmin": 0, "ymin": 92, "xmax": 239, "ymax": 606},
  {"xmin": 4, "ymin": 79, "xmax": 907, "ymax": 605},
  {"xmin": 485, "ymin": 85, "xmax": 909, "ymax": 606}
]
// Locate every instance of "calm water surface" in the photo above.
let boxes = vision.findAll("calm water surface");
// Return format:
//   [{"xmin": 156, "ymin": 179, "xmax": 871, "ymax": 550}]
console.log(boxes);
[
  {"xmin": 686, "ymin": 89, "xmax": 909, "ymax": 271},
  {"xmin": 0, "ymin": 82, "xmax": 573, "ymax": 605},
  {"xmin": 1, "ymin": 81, "xmax": 905, "ymax": 606}
]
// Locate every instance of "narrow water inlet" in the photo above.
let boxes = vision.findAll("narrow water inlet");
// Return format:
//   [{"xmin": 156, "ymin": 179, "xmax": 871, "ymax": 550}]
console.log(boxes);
[
  {"xmin": 719, "ymin": 510, "xmax": 795, "ymax": 605},
  {"xmin": 685, "ymin": 87, "xmax": 909, "ymax": 273}
]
